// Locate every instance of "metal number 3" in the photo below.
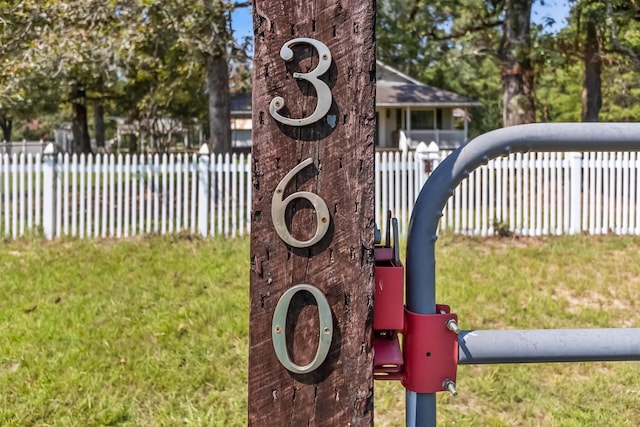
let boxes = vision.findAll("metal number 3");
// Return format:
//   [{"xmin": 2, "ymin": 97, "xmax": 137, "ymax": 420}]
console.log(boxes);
[
  {"xmin": 271, "ymin": 158, "xmax": 330, "ymax": 248},
  {"xmin": 270, "ymin": 38, "xmax": 333, "ymax": 127},
  {"xmin": 272, "ymin": 284, "xmax": 333, "ymax": 374}
]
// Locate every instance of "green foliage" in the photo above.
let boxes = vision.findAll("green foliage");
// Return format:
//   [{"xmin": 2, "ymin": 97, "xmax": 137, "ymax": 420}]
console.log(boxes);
[
  {"xmin": 0, "ymin": 1, "xmax": 249, "ymax": 148},
  {"xmin": 377, "ymin": 0, "xmax": 505, "ymax": 135},
  {"xmin": 377, "ymin": 0, "xmax": 640, "ymax": 134}
]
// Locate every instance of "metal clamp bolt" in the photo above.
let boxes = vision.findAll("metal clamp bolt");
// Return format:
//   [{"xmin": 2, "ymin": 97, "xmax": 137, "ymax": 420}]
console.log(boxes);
[
  {"xmin": 445, "ymin": 319, "xmax": 459, "ymax": 334},
  {"xmin": 443, "ymin": 379, "xmax": 458, "ymax": 396}
]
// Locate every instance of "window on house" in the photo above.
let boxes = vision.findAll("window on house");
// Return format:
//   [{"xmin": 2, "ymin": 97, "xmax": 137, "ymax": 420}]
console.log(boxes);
[{"xmin": 410, "ymin": 110, "xmax": 435, "ymax": 129}]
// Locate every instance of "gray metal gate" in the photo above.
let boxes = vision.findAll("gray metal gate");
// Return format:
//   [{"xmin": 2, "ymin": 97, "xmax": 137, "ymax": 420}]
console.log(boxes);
[{"xmin": 405, "ymin": 123, "xmax": 640, "ymax": 426}]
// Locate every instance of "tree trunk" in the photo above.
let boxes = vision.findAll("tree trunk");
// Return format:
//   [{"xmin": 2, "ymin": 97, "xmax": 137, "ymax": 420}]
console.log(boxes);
[
  {"xmin": 205, "ymin": 2, "xmax": 232, "ymax": 154},
  {"xmin": 70, "ymin": 82, "xmax": 92, "ymax": 153},
  {"xmin": 500, "ymin": 0, "xmax": 536, "ymax": 127},
  {"xmin": 0, "ymin": 114, "xmax": 12, "ymax": 141},
  {"xmin": 72, "ymin": 102, "xmax": 92, "ymax": 153},
  {"xmin": 94, "ymin": 102, "xmax": 106, "ymax": 148},
  {"xmin": 207, "ymin": 52, "xmax": 232, "ymax": 154},
  {"xmin": 582, "ymin": 17, "xmax": 602, "ymax": 122},
  {"xmin": 129, "ymin": 133, "xmax": 138, "ymax": 154}
]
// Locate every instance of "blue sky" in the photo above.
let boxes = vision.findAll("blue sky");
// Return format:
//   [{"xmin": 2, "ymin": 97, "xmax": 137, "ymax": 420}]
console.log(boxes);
[{"xmin": 231, "ymin": 2, "xmax": 571, "ymax": 47}]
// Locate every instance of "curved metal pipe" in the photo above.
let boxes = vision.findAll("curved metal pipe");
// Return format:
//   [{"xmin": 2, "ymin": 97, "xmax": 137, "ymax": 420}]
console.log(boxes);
[
  {"xmin": 405, "ymin": 122, "xmax": 640, "ymax": 426},
  {"xmin": 406, "ymin": 122, "xmax": 640, "ymax": 315}
]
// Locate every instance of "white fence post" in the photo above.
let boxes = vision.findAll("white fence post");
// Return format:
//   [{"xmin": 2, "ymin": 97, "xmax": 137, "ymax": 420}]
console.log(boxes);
[
  {"xmin": 42, "ymin": 143, "xmax": 56, "ymax": 240},
  {"xmin": 197, "ymin": 144, "xmax": 210, "ymax": 236},
  {"xmin": 569, "ymin": 152, "xmax": 583, "ymax": 234}
]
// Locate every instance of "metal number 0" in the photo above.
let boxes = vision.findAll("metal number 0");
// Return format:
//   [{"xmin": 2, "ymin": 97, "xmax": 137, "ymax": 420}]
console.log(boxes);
[
  {"xmin": 271, "ymin": 158, "xmax": 330, "ymax": 248},
  {"xmin": 270, "ymin": 38, "xmax": 332, "ymax": 127},
  {"xmin": 272, "ymin": 284, "xmax": 333, "ymax": 374}
]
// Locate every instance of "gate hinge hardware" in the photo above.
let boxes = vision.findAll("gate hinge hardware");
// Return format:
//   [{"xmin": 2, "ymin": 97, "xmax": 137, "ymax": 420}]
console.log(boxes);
[{"xmin": 373, "ymin": 212, "xmax": 460, "ymax": 394}]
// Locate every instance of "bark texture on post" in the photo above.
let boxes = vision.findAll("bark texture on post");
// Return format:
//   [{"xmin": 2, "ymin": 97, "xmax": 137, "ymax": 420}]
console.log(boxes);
[{"xmin": 249, "ymin": 1, "xmax": 376, "ymax": 426}]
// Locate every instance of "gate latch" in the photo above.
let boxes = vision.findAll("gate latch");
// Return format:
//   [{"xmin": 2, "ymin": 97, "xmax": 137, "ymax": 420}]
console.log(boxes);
[{"xmin": 373, "ymin": 212, "xmax": 459, "ymax": 394}]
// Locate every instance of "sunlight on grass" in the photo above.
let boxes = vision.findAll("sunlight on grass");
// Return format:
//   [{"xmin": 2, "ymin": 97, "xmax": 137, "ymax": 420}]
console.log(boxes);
[
  {"xmin": 1, "ymin": 234, "xmax": 639, "ymax": 425},
  {"xmin": 0, "ymin": 235, "xmax": 250, "ymax": 426}
]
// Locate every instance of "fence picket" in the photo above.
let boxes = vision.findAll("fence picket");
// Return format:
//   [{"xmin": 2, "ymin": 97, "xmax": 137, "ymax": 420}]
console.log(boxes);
[
  {"xmin": 27, "ymin": 154, "xmax": 33, "ymax": 232},
  {"xmin": 224, "ymin": 153, "xmax": 231, "ymax": 237},
  {"xmin": 35, "ymin": 154, "xmax": 42, "ymax": 230},
  {"xmin": 623, "ymin": 152, "xmax": 630, "ymax": 234},
  {"xmin": 631, "ymin": 152, "xmax": 637, "ymax": 233},
  {"xmin": 231, "ymin": 153, "xmax": 238, "ymax": 238},
  {"xmin": 93, "ymin": 155, "xmax": 100, "ymax": 237},
  {"xmin": 543, "ymin": 153, "xmax": 550, "ymax": 235},
  {"xmin": 239, "ymin": 153, "xmax": 245, "ymax": 237},
  {"xmin": 245, "ymin": 154, "xmax": 253, "ymax": 233},
  {"xmin": 161, "ymin": 153, "xmax": 167, "ymax": 235},
  {"xmin": 79, "ymin": 154, "xmax": 85, "ymax": 238},
  {"xmin": 169, "ymin": 154, "xmax": 175, "ymax": 234},
  {"xmin": 124, "ymin": 154, "xmax": 131, "ymax": 237}
]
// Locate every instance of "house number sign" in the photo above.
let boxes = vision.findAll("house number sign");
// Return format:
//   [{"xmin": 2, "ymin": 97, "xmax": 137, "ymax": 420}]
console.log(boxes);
[
  {"xmin": 269, "ymin": 38, "xmax": 334, "ymax": 374},
  {"xmin": 269, "ymin": 38, "xmax": 333, "ymax": 127}
]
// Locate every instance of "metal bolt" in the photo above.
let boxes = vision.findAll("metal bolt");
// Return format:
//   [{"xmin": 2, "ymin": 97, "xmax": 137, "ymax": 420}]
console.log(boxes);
[
  {"xmin": 446, "ymin": 319, "xmax": 459, "ymax": 334},
  {"xmin": 443, "ymin": 379, "xmax": 458, "ymax": 397}
]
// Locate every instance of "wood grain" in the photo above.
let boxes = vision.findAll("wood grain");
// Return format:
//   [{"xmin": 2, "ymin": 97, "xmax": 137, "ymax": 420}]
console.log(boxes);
[{"xmin": 249, "ymin": 1, "xmax": 376, "ymax": 425}]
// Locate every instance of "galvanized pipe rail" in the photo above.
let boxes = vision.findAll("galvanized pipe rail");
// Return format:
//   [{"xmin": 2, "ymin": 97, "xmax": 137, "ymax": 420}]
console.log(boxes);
[
  {"xmin": 405, "ymin": 123, "xmax": 640, "ymax": 426},
  {"xmin": 458, "ymin": 328, "xmax": 640, "ymax": 364}
]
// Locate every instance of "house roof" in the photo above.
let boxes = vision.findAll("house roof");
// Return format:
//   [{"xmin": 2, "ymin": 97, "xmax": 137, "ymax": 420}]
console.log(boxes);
[
  {"xmin": 376, "ymin": 60, "xmax": 425, "ymax": 85},
  {"xmin": 229, "ymin": 62, "xmax": 479, "ymax": 117},
  {"xmin": 376, "ymin": 80, "xmax": 480, "ymax": 108},
  {"xmin": 375, "ymin": 61, "xmax": 480, "ymax": 107}
]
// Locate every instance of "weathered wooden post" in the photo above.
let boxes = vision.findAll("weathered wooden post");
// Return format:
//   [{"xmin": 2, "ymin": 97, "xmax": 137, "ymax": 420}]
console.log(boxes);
[{"xmin": 249, "ymin": 1, "xmax": 376, "ymax": 425}]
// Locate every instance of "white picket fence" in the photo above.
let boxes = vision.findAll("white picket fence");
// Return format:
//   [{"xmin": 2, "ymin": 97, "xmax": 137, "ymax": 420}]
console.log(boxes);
[
  {"xmin": 0, "ymin": 144, "xmax": 251, "ymax": 239},
  {"xmin": 378, "ymin": 150, "xmax": 640, "ymax": 236},
  {"xmin": 2, "ymin": 145, "xmax": 640, "ymax": 240}
]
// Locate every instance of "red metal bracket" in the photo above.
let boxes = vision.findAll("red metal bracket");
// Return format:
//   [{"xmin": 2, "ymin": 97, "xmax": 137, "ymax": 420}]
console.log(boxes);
[
  {"xmin": 374, "ymin": 259, "xmax": 405, "ymax": 331},
  {"xmin": 402, "ymin": 305, "xmax": 458, "ymax": 393},
  {"xmin": 373, "ymin": 213, "xmax": 459, "ymax": 393},
  {"xmin": 373, "ymin": 333, "xmax": 404, "ymax": 381}
]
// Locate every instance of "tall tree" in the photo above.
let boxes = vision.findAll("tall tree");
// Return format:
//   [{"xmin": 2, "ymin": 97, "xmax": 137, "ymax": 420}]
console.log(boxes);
[
  {"xmin": 151, "ymin": 0, "xmax": 250, "ymax": 154},
  {"xmin": 500, "ymin": 0, "xmax": 536, "ymax": 126},
  {"xmin": 556, "ymin": 0, "xmax": 640, "ymax": 122},
  {"xmin": 377, "ymin": 0, "xmax": 538, "ymax": 129},
  {"xmin": 0, "ymin": 1, "xmax": 58, "ymax": 141}
]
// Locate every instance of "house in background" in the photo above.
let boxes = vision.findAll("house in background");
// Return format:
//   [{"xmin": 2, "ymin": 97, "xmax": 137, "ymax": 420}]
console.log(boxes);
[
  {"xmin": 375, "ymin": 60, "xmax": 480, "ymax": 151},
  {"xmin": 230, "ymin": 93, "xmax": 252, "ymax": 153},
  {"xmin": 230, "ymin": 61, "xmax": 480, "ymax": 152}
]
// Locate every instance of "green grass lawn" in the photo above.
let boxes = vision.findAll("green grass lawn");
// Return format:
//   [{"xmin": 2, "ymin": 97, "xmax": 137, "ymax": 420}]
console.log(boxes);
[{"xmin": 1, "ymin": 234, "xmax": 639, "ymax": 426}]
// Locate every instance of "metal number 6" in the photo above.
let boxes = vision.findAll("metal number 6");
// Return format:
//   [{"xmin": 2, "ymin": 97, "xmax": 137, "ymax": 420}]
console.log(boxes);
[
  {"xmin": 272, "ymin": 284, "xmax": 333, "ymax": 374},
  {"xmin": 271, "ymin": 158, "xmax": 330, "ymax": 248},
  {"xmin": 269, "ymin": 38, "xmax": 332, "ymax": 127}
]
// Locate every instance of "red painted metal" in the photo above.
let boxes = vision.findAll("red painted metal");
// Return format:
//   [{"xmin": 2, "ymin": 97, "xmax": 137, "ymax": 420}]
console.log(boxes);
[
  {"xmin": 373, "ymin": 246, "xmax": 459, "ymax": 392},
  {"xmin": 373, "ymin": 260, "xmax": 405, "ymax": 331},
  {"xmin": 373, "ymin": 334, "xmax": 404, "ymax": 381},
  {"xmin": 402, "ymin": 305, "xmax": 458, "ymax": 393},
  {"xmin": 372, "ymin": 212, "xmax": 458, "ymax": 392}
]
